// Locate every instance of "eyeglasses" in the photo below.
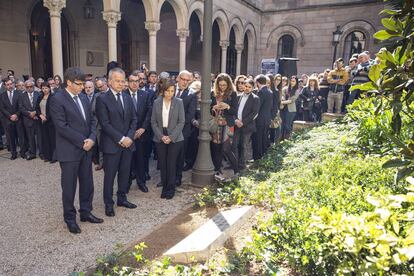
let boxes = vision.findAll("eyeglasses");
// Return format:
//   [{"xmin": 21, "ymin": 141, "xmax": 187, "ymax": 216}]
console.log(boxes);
[
  {"xmin": 73, "ymin": 81, "xmax": 85, "ymax": 87},
  {"xmin": 180, "ymin": 77, "xmax": 191, "ymax": 82},
  {"xmin": 129, "ymin": 80, "xmax": 139, "ymax": 83}
]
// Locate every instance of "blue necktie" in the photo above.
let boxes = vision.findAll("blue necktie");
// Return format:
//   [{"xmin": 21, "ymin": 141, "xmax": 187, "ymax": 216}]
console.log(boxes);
[
  {"xmin": 73, "ymin": 96, "xmax": 86, "ymax": 121},
  {"xmin": 116, "ymin": 93, "xmax": 124, "ymax": 116}
]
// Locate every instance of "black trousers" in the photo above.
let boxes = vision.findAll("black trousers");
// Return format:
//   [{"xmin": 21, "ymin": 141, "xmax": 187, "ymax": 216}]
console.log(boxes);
[
  {"xmin": 156, "ymin": 141, "xmax": 182, "ymax": 196},
  {"xmin": 59, "ymin": 153, "xmax": 94, "ymax": 224},
  {"xmin": 211, "ymin": 139, "xmax": 238, "ymax": 173},
  {"xmin": 103, "ymin": 149, "xmax": 133, "ymax": 207},
  {"xmin": 0, "ymin": 120, "xmax": 4, "ymax": 147},
  {"xmin": 252, "ymin": 124, "xmax": 269, "ymax": 160},
  {"xmin": 40, "ymin": 122, "xmax": 55, "ymax": 161},
  {"xmin": 186, "ymin": 128, "xmax": 199, "ymax": 167},
  {"xmin": 4, "ymin": 121, "xmax": 26, "ymax": 155},
  {"xmin": 132, "ymin": 139, "xmax": 148, "ymax": 185},
  {"xmin": 24, "ymin": 122, "xmax": 39, "ymax": 157},
  {"xmin": 232, "ymin": 128, "xmax": 252, "ymax": 168},
  {"xmin": 176, "ymin": 136, "xmax": 189, "ymax": 182}
]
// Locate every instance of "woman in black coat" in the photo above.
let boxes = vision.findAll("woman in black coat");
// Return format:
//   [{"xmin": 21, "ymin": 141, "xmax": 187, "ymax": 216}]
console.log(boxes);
[{"xmin": 36, "ymin": 83, "xmax": 56, "ymax": 162}]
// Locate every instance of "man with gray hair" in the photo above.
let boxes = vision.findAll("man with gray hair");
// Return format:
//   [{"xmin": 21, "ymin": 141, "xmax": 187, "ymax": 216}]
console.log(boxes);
[
  {"xmin": 348, "ymin": 52, "xmax": 372, "ymax": 106},
  {"xmin": 175, "ymin": 70, "xmax": 196, "ymax": 184},
  {"xmin": 96, "ymin": 67, "xmax": 138, "ymax": 217},
  {"xmin": 19, "ymin": 79, "xmax": 41, "ymax": 159}
]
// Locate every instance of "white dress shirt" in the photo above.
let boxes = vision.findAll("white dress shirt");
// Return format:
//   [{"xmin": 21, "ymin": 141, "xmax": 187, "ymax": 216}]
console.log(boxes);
[
  {"xmin": 237, "ymin": 93, "xmax": 249, "ymax": 121},
  {"xmin": 66, "ymin": 90, "xmax": 86, "ymax": 120},
  {"xmin": 162, "ymin": 100, "xmax": 170, "ymax": 128}
]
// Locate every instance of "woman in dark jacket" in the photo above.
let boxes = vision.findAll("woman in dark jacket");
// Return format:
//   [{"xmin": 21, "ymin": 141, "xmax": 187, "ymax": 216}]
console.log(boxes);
[
  {"xmin": 36, "ymin": 83, "xmax": 56, "ymax": 162},
  {"xmin": 210, "ymin": 73, "xmax": 239, "ymax": 176},
  {"xmin": 268, "ymin": 73, "xmax": 282, "ymax": 144},
  {"xmin": 300, "ymin": 75, "xmax": 320, "ymax": 122}
]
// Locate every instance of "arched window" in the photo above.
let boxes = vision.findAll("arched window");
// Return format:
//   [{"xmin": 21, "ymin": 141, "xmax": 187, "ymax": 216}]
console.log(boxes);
[
  {"xmin": 343, "ymin": 31, "xmax": 366, "ymax": 61},
  {"xmin": 277, "ymin": 34, "xmax": 294, "ymax": 58}
]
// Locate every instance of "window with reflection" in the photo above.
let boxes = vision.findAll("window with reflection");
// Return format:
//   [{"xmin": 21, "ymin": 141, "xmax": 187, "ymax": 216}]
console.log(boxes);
[
  {"xmin": 343, "ymin": 31, "xmax": 366, "ymax": 60},
  {"xmin": 277, "ymin": 34, "xmax": 294, "ymax": 58}
]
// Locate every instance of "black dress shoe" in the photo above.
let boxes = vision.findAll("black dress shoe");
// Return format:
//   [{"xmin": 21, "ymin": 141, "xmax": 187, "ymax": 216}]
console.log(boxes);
[
  {"xmin": 165, "ymin": 194, "xmax": 175, "ymax": 200},
  {"xmin": 145, "ymin": 173, "xmax": 151, "ymax": 180},
  {"xmin": 80, "ymin": 213, "xmax": 104, "ymax": 223},
  {"xmin": 26, "ymin": 155, "xmax": 36, "ymax": 160},
  {"xmin": 105, "ymin": 207, "xmax": 115, "ymax": 217},
  {"xmin": 117, "ymin": 200, "xmax": 137, "ymax": 209},
  {"xmin": 160, "ymin": 193, "xmax": 166, "ymax": 199},
  {"xmin": 175, "ymin": 179, "xmax": 182, "ymax": 187},
  {"xmin": 20, "ymin": 153, "xmax": 27, "ymax": 159},
  {"xmin": 10, "ymin": 154, "xmax": 17, "ymax": 160},
  {"xmin": 138, "ymin": 183, "xmax": 149, "ymax": 193},
  {"xmin": 67, "ymin": 223, "xmax": 81, "ymax": 234},
  {"xmin": 50, "ymin": 160, "xmax": 57, "ymax": 164}
]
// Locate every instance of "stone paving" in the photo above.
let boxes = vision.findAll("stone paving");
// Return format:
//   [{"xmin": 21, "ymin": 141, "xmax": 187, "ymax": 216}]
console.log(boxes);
[{"xmin": 0, "ymin": 149, "xmax": 200, "ymax": 276}]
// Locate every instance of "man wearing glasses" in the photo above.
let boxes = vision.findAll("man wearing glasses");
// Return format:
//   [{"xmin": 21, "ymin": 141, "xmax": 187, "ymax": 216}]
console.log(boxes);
[
  {"xmin": 50, "ymin": 67, "xmax": 103, "ymax": 234},
  {"xmin": 19, "ymin": 80, "xmax": 41, "ymax": 160}
]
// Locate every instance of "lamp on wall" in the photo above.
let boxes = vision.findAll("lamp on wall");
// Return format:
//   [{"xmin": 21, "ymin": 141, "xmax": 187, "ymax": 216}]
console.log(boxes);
[
  {"xmin": 332, "ymin": 25, "xmax": 343, "ymax": 66},
  {"xmin": 83, "ymin": 0, "xmax": 94, "ymax": 19}
]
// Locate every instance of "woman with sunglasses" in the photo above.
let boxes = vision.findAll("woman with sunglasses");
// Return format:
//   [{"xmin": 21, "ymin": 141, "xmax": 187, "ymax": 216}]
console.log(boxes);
[
  {"xmin": 234, "ymin": 75, "xmax": 247, "ymax": 97},
  {"xmin": 280, "ymin": 75, "xmax": 300, "ymax": 140}
]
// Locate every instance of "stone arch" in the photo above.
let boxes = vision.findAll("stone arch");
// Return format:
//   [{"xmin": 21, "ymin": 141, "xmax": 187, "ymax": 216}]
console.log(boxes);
[
  {"xmin": 157, "ymin": 0, "xmax": 188, "ymax": 29},
  {"xmin": 212, "ymin": 9, "xmax": 229, "ymax": 41},
  {"xmin": 140, "ymin": 0, "xmax": 155, "ymax": 21},
  {"xmin": 187, "ymin": 0, "xmax": 203, "ymax": 34},
  {"xmin": 229, "ymin": 17, "xmax": 243, "ymax": 45},
  {"xmin": 266, "ymin": 23, "xmax": 305, "ymax": 58},
  {"xmin": 244, "ymin": 23, "xmax": 257, "ymax": 74},
  {"xmin": 337, "ymin": 19, "xmax": 377, "ymax": 59}
]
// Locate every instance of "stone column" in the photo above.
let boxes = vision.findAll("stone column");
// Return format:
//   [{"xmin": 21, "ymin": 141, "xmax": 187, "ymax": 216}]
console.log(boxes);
[
  {"xmin": 235, "ymin": 44, "xmax": 244, "ymax": 76},
  {"xmin": 145, "ymin": 21, "xmax": 161, "ymax": 71},
  {"xmin": 102, "ymin": 11, "xmax": 121, "ymax": 63},
  {"xmin": 219, "ymin": 40, "xmax": 229, "ymax": 73},
  {"xmin": 43, "ymin": 0, "xmax": 66, "ymax": 77},
  {"xmin": 176, "ymin": 29, "xmax": 189, "ymax": 71}
]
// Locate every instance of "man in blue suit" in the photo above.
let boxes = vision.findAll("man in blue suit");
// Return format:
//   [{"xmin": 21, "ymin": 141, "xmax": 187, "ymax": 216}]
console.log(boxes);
[
  {"xmin": 50, "ymin": 67, "xmax": 103, "ymax": 234},
  {"xmin": 125, "ymin": 71, "xmax": 152, "ymax": 193},
  {"xmin": 96, "ymin": 68, "xmax": 138, "ymax": 217}
]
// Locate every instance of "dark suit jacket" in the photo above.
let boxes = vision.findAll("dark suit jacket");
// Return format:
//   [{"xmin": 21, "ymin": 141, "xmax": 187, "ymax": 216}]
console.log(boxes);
[
  {"xmin": 124, "ymin": 88, "xmax": 152, "ymax": 141},
  {"xmin": 19, "ymin": 91, "xmax": 41, "ymax": 127},
  {"xmin": 151, "ymin": 97, "xmax": 185, "ymax": 143},
  {"xmin": 0, "ymin": 89, "xmax": 22, "ymax": 125},
  {"xmin": 96, "ymin": 90, "xmax": 137, "ymax": 154},
  {"xmin": 176, "ymin": 87, "xmax": 196, "ymax": 138},
  {"xmin": 256, "ymin": 86, "xmax": 273, "ymax": 126},
  {"xmin": 237, "ymin": 93, "xmax": 260, "ymax": 133},
  {"xmin": 49, "ymin": 90, "xmax": 97, "ymax": 162}
]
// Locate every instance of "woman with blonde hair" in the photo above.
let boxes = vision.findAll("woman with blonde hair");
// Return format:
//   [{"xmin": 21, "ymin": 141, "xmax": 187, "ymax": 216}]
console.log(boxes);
[
  {"xmin": 300, "ymin": 75, "xmax": 320, "ymax": 122},
  {"xmin": 210, "ymin": 73, "xmax": 238, "ymax": 176}
]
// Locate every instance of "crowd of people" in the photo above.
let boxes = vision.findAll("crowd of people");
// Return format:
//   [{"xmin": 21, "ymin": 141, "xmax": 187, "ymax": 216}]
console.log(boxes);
[{"xmin": 0, "ymin": 51, "xmax": 374, "ymax": 233}]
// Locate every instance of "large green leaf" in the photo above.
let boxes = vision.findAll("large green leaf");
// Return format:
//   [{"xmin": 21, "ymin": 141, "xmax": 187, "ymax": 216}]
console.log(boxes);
[
  {"xmin": 369, "ymin": 65, "xmax": 382, "ymax": 83},
  {"xmin": 374, "ymin": 30, "xmax": 400, "ymax": 40},
  {"xmin": 350, "ymin": 82, "xmax": 377, "ymax": 92},
  {"xmin": 382, "ymin": 18, "xmax": 398, "ymax": 31}
]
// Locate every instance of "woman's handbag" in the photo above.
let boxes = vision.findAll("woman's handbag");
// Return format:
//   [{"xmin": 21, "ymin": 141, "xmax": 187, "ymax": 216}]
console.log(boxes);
[{"xmin": 270, "ymin": 113, "xmax": 282, "ymax": 129}]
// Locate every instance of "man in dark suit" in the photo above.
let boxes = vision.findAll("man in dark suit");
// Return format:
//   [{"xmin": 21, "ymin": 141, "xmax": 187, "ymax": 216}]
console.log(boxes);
[
  {"xmin": 233, "ymin": 78, "xmax": 260, "ymax": 169},
  {"xmin": 175, "ymin": 70, "xmax": 196, "ymax": 185},
  {"xmin": 50, "ymin": 67, "xmax": 103, "ymax": 234},
  {"xmin": 252, "ymin": 74, "xmax": 273, "ymax": 160},
  {"xmin": 0, "ymin": 78, "xmax": 26, "ymax": 159},
  {"xmin": 125, "ymin": 70, "xmax": 152, "ymax": 193},
  {"xmin": 96, "ymin": 68, "xmax": 138, "ymax": 217},
  {"xmin": 19, "ymin": 80, "xmax": 41, "ymax": 160}
]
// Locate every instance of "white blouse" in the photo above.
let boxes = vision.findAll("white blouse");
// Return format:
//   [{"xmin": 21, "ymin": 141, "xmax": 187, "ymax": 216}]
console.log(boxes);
[{"xmin": 162, "ymin": 100, "xmax": 170, "ymax": 128}]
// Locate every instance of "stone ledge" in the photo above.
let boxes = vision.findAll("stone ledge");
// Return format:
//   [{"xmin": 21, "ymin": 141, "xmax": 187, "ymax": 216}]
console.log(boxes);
[
  {"xmin": 322, "ymin": 112, "xmax": 345, "ymax": 122},
  {"xmin": 293, "ymin": 120, "xmax": 319, "ymax": 131},
  {"xmin": 163, "ymin": 206, "xmax": 255, "ymax": 264}
]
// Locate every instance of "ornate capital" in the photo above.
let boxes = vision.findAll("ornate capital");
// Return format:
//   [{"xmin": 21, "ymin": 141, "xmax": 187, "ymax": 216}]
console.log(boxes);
[
  {"xmin": 219, "ymin": 40, "xmax": 229, "ymax": 48},
  {"xmin": 176, "ymin": 29, "xmax": 189, "ymax": 40},
  {"xmin": 43, "ymin": 0, "xmax": 66, "ymax": 17},
  {"xmin": 235, "ymin": 44, "xmax": 244, "ymax": 52},
  {"xmin": 145, "ymin": 21, "xmax": 161, "ymax": 35},
  {"xmin": 102, "ymin": 11, "xmax": 121, "ymax": 28}
]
